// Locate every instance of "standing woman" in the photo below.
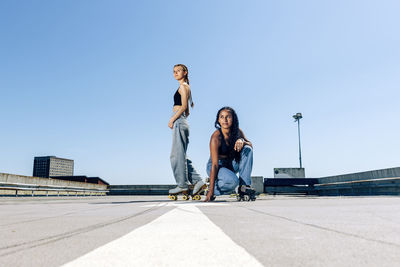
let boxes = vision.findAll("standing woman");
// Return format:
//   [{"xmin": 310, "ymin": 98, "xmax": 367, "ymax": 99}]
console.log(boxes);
[
  {"xmin": 168, "ymin": 64, "xmax": 204, "ymax": 196},
  {"xmin": 205, "ymin": 107, "xmax": 256, "ymax": 202}
]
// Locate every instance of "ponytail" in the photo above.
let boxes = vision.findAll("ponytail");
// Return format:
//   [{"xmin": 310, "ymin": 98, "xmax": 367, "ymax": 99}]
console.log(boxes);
[{"xmin": 189, "ymin": 93, "xmax": 194, "ymax": 108}]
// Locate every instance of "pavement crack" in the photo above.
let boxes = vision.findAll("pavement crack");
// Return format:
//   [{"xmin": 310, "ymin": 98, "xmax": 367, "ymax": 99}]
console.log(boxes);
[
  {"xmin": 0, "ymin": 203, "xmax": 168, "ymax": 257},
  {"xmin": 0, "ymin": 205, "xmax": 111, "ymax": 227},
  {"xmin": 240, "ymin": 206, "xmax": 400, "ymax": 249}
]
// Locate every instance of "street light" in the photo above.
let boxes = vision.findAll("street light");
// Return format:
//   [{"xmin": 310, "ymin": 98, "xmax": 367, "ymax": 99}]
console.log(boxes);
[{"xmin": 293, "ymin": 113, "xmax": 303, "ymax": 168}]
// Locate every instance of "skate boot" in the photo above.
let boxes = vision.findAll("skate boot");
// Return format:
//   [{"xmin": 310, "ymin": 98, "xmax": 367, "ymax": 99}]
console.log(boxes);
[
  {"xmin": 191, "ymin": 180, "xmax": 207, "ymax": 200},
  {"xmin": 204, "ymin": 177, "xmax": 210, "ymax": 195},
  {"xmin": 168, "ymin": 186, "xmax": 190, "ymax": 201},
  {"xmin": 237, "ymin": 185, "xmax": 256, "ymax": 201}
]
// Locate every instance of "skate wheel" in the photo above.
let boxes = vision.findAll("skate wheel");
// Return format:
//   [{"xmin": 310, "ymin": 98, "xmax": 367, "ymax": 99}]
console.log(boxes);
[
  {"xmin": 182, "ymin": 195, "xmax": 189, "ymax": 201},
  {"xmin": 170, "ymin": 195, "xmax": 177, "ymax": 201},
  {"xmin": 193, "ymin": 195, "xmax": 201, "ymax": 201},
  {"xmin": 244, "ymin": 195, "xmax": 250, "ymax": 201}
]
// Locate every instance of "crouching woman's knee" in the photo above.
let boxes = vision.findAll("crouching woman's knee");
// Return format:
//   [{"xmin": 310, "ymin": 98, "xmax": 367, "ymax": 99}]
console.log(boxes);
[{"xmin": 241, "ymin": 145, "xmax": 253, "ymax": 158}]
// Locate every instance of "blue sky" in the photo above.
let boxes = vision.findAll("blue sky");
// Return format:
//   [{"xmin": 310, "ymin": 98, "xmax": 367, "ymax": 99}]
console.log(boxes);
[{"xmin": 1, "ymin": 0, "xmax": 399, "ymax": 184}]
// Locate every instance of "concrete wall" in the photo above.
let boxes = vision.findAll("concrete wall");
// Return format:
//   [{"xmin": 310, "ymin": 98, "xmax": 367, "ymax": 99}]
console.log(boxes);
[
  {"xmin": 0, "ymin": 172, "xmax": 108, "ymax": 196},
  {"xmin": 110, "ymin": 177, "xmax": 265, "ymax": 195},
  {"xmin": 263, "ymin": 167, "xmax": 400, "ymax": 196},
  {"xmin": 274, "ymin": 168, "xmax": 305, "ymax": 178},
  {"xmin": 251, "ymin": 176, "xmax": 264, "ymax": 193},
  {"xmin": 318, "ymin": 167, "xmax": 400, "ymax": 184},
  {"xmin": 109, "ymin": 185, "xmax": 175, "ymax": 195},
  {"xmin": 315, "ymin": 177, "xmax": 400, "ymax": 196},
  {"xmin": 314, "ymin": 167, "xmax": 400, "ymax": 196}
]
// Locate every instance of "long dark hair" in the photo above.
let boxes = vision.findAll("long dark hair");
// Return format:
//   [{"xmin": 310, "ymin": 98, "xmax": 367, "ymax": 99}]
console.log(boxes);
[
  {"xmin": 214, "ymin": 106, "xmax": 241, "ymax": 162},
  {"xmin": 174, "ymin": 64, "xmax": 194, "ymax": 108}
]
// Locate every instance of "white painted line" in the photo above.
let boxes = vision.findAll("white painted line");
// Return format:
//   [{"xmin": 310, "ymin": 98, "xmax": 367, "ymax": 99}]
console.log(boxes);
[{"xmin": 63, "ymin": 203, "xmax": 263, "ymax": 267}]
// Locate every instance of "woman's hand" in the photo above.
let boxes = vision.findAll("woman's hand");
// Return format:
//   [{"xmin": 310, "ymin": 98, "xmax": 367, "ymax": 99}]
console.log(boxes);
[
  {"xmin": 234, "ymin": 138, "xmax": 245, "ymax": 152},
  {"xmin": 205, "ymin": 132, "xmax": 219, "ymax": 202},
  {"xmin": 204, "ymin": 191, "xmax": 214, "ymax": 202},
  {"xmin": 168, "ymin": 120, "xmax": 174, "ymax": 129}
]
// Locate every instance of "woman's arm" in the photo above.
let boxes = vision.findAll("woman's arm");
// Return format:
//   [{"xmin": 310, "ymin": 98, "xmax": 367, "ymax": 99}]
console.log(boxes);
[
  {"xmin": 168, "ymin": 84, "xmax": 189, "ymax": 129},
  {"xmin": 240, "ymin": 129, "xmax": 252, "ymax": 147},
  {"xmin": 234, "ymin": 128, "xmax": 252, "ymax": 152},
  {"xmin": 204, "ymin": 131, "xmax": 220, "ymax": 202}
]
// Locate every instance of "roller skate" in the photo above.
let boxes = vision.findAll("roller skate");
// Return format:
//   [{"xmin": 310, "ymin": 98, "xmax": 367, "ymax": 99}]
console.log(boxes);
[
  {"xmin": 203, "ymin": 178, "xmax": 211, "ymax": 197},
  {"xmin": 202, "ymin": 178, "xmax": 216, "ymax": 201},
  {"xmin": 190, "ymin": 180, "xmax": 207, "ymax": 201},
  {"xmin": 237, "ymin": 185, "xmax": 256, "ymax": 201},
  {"xmin": 168, "ymin": 186, "xmax": 190, "ymax": 201}
]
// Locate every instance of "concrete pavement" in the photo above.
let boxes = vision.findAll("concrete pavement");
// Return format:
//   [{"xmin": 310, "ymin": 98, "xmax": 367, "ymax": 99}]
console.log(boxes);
[{"xmin": 1, "ymin": 195, "xmax": 399, "ymax": 266}]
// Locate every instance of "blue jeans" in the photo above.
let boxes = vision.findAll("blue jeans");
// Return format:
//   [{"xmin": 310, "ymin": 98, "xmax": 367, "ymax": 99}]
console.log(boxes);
[
  {"xmin": 206, "ymin": 145, "xmax": 253, "ymax": 196},
  {"xmin": 170, "ymin": 113, "xmax": 202, "ymax": 188}
]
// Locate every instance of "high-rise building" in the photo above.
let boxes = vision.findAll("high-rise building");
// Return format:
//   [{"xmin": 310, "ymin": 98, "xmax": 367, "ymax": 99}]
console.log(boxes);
[{"xmin": 33, "ymin": 156, "xmax": 74, "ymax": 178}]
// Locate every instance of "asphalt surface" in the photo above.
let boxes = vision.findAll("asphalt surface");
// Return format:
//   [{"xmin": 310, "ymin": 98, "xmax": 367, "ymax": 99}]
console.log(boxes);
[{"xmin": 0, "ymin": 195, "xmax": 399, "ymax": 266}]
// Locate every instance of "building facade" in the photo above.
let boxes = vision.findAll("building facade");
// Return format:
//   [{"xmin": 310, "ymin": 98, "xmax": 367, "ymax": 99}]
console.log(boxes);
[{"xmin": 33, "ymin": 156, "xmax": 74, "ymax": 178}]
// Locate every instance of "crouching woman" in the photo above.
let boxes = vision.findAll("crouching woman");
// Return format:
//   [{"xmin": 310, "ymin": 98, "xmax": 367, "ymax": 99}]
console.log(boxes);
[{"xmin": 204, "ymin": 107, "xmax": 256, "ymax": 202}]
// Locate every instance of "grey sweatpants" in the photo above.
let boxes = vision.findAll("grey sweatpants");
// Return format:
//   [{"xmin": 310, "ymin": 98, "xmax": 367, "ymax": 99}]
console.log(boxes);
[{"xmin": 170, "ymin": 113, "xmax": 202, "ymax": 188}]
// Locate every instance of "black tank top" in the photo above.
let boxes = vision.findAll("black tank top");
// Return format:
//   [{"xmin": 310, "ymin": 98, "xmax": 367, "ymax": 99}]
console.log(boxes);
[
  {"xmin": 218, "ymin": 128, "xmax": 234, "ymax": 170},
  {"xmin": 173, "ymin": 89, "xmax": 181, "ymax": 106},
  {"xmin": 218, "ymin": 128, "xmax": 230, "ymax": 157}
]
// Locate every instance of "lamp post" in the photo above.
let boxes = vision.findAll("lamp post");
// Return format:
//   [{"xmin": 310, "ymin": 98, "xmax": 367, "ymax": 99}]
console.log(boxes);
[{"xmin": 293, "ymin": 113, "xmax": 303, "ymax": 168}]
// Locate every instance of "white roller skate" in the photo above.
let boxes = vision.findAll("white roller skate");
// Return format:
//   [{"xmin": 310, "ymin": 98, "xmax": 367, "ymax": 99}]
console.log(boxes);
[
  {"xmin": 168, "ymin": 186, "xmax": 190, "ymax": 201},
  {"xmin": 190, "ymin": 180, "xmax": 207, "ymax": 201}
]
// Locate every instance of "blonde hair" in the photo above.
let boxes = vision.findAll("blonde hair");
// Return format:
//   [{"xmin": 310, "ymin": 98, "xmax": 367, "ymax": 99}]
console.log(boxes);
[
  {"xmin": 174, "ymin": 64, "xmax": 194, "ymax": 108},
  {"xmin": 174, "ymin": 64, "xmax": 189, "ymax": 84}
]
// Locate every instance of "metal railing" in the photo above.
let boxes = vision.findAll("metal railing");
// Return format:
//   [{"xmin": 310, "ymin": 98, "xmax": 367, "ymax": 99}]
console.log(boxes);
[
  {"xmin": 0, "ymin": 182, "xmax": 109, "ymax": 197},
  {"xmin": 262, "ymin": 177, "xmax": 400, "ymax": 196}
]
